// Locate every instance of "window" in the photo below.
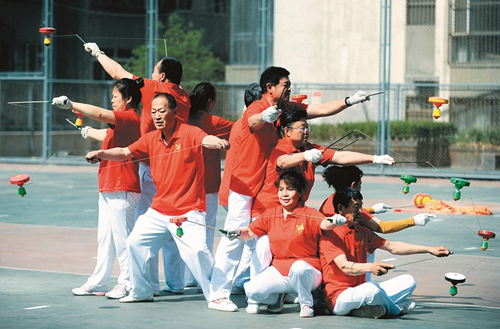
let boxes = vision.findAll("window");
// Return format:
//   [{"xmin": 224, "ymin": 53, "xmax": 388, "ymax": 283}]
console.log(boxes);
[
  {"xmin": 451, "ymin": 0, "xmax": 500, "ymax": 63},
  {"xmin": 407, "ymin": 0, "xmax": 435, "ymax": 25}
]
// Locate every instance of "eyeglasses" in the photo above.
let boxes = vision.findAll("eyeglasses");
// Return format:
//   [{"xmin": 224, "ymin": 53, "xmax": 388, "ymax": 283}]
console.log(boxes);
[{"xmin": 287, "ymin": 126, "xmax": 311, "ymax": 133}]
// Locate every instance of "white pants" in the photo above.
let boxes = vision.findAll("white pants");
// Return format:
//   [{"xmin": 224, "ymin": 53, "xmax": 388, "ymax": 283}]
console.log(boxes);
[
  {"xmin": 333, "ymin": 274, "xmax": 416, "ymax": 316},
  {"xmin": 233, "ymin": 233, "xmax": 272, "ymax": 288},
  {"xmin": 210, "ymin": 190, "xmax": 253, "ymax": 300},
  {"xmin": 244, "ymin": 260, "xmax": 322, "ymax": 307},
  {"xmin": 162, "ymin": 192, "xmax": 219, "ymax": 288},
  {"xmin": 127, "ymin": 208, "xmax": 213, "ymax": 301},
  {"xmin": 85, "ymin": 191, "xmax": 140, "ymax": 290},
  {"xmin": 136, "ymin": 163, "xmax": 160, "ymax": 291}
]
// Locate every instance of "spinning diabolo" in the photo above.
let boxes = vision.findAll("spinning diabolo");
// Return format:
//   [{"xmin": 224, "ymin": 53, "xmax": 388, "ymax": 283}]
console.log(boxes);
[
  {"xmin": 72, "ymin": 110, "xmax": 84, "ymax": 128},
  {"xmin": 450, "ymin": 177, "xmax": 470, "ymax": 200},
  {"xmin": 400, "ymin": 175, "xmax": 417, "ymax": 194},
  {"xmin": 10, "ymin": 174, "xmax": 30, "ymax": 197},
  {"xmin": 478, "ymin": 230, "xmax": 495, "ymax": 251},
  {"xmin": 291, "ymin": 94, "xmax": 307, "ymax": 104},
  {"xmin": 428, "ymin": 97, "xmax": 448, "ymax": 119},
  {"xmin": 39, "ymin": 27, "xmax": 56, "ymax": 47},
  {"xmin": 445, "ymin": 272, "xmax": 466, "ymax": 296},
  {"xmin": 169, "ymin": 217, "xmax": 188, "ymax": 237}
]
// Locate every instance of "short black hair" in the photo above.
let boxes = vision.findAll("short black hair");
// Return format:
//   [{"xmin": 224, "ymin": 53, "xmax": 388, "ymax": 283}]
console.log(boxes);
[
  {"xmin": 274, "ymin": 170, "xmax": 305, "ymax": 194},
  {"xmin": 152, "ymin": 92, "xmax": 177, "ymax": 110},
  {"xmin": 323, "ymin": 165, "xmax": 364, "ymax": 190},
  {"xmin": 333, "ymin": 187, "xmax": 363, "ymax": 214},
  {"xmin": 259, "ymin": 66, "xmax": 290, "ymax": 94},
  {"xmin": 244, "ymin": 82, "xmax": 262, "ymax": 107},
  {"xmin": 159, "ymin": 57, "xmax": 183, "ymax": 85},
  {"xmin": 277, "ymin": 107, "xmax": 308, "ymax": 138},
  {"xmin": 189, "ymin": 82, "xmax": 216, "ymax": 115}
]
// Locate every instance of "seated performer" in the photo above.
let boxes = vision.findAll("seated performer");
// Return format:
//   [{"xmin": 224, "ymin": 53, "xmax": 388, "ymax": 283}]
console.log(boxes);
[
  {"xmin": 225, "ymin": 171, "xmax": 346, "ymax": 317},
  {"xmin": 319, "ymin": 187, "xmax": 451, "ymax": 318}
]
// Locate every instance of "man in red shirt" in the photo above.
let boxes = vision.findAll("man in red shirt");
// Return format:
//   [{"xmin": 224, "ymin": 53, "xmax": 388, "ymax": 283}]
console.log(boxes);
[
  {"xmin": 319, "ymin": 188, "xmax": 451, "ymax": 318},
  {"xmin": 210, "ymin": 65, "xmax": 374, "ymax": 311},
  {"xmin": 85, "ymin": 93, "xmax": 229, "ymax": 303},
  {"xmin": 83, "ymin": 42, "xmax": 191, "ymax": 294}
]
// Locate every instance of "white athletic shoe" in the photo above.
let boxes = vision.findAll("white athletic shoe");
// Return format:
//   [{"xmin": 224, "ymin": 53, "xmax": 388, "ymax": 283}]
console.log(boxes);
[
  {"xmin": 119, "ymin": 295, "xmax": 154, "ymax": 303},
  {"xmin": 397, "ymin": 300, "xmax": 416, "ymax": 315},
  {"xmin": 246, "ymin": 303, "xmax": 260, "ymax": 314},
  {"xmin": 350, "ymin": 305, "xmax": 387, "ymax": 319},
  {"xmin": 299, "ymin": 305, "xmax": 314, "ymax": 318},
  {"xmin": 71, "ymin": 285, "xmax": 106, "ymax": 296},
  {"xmin": 105, "ymin": 284, "xmax": 128, "ymax": 299},
  {"xmin": 162, "ymin": 285, "xmax": 184, "ymax": 294},
  {"xmin": 208, "ymin": 298, "xmax": 238, "ymax": 312}
]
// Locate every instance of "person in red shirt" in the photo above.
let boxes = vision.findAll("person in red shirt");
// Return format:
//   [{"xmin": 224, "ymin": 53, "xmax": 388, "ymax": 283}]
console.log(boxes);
[
  {"xmin": 82, "ymin": 42, "xmax": 191, "ymax": 294},
  {"xmin": 162, "ymin": 82, "xmax": 234, "ymax": 293},
  {"xmin": 85, "ymin": 93, "xmax": 229, "ymax": 303},
  {"xmin": 225, "ymin": 171, "xmax": 346, "ymax": 317},
  {"xmin": 319, "ymin": 187, "xmax": 451, "ymax": 318},
  {"xmin": 52, "ymin": 78, "xmax": 142, "ymax": 299},
  {"xmin": 252, "ymin": 108, "xmax": 394, "ymax": 218},
  {"xmin": 210, "ymin": 66, "xmax": 373, "ymax": 311}
]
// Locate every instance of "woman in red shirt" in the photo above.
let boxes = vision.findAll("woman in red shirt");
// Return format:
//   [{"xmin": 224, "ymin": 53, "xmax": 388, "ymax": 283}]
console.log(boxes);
[
  {"xmin": 225, "ymin": 171, "xmax": 345, "ymax": 318},
  {"xmin": 52, "ymin": 78, "xmax": 142, "ymax": 299}
]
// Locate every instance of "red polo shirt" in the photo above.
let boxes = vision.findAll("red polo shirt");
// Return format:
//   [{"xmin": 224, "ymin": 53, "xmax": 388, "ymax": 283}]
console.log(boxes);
[
  {"xmin": 228, "ymin": 97, "xmax": 308, "ymax": 197},
  {"xmin": 251, "ymin": 138, "xmax": 335, "ymax": 217},
  {"xmin": 128, "ymin": 122, "xmax": 207, "ymax": 215},
  {"xmin": 98, "ymin": 109, "xmax": 141, "ymax": 193},
  {"xmin": 319, "ymin": 225, "xmax": 386, "ymax": 312},
  {"xmin": 248, "ymin": 204, "xmax": 324, "ymax": 276}
]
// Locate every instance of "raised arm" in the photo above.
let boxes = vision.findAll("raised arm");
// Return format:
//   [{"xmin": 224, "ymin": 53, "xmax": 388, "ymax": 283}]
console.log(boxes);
[{"xmin": 84, "ymin": 42, "xmax": 133, "ymax": 80}]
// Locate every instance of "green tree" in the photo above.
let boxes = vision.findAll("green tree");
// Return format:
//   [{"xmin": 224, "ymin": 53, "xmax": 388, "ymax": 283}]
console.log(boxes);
[{"xmin": 124, "ymin": 13, "xmax": 225, "ymax": 88}]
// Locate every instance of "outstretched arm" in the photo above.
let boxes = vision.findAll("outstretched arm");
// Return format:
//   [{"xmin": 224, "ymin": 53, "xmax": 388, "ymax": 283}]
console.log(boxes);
[
  {"xmin": 85, "ymin": 147, "xmax": 133, "ymax": 164},
  {"xmin": 202, "ymin": 136, "xmax": 230, "ymax": 150},
  {"xmin": 381, "ymin": 240, "xmax": 451, "ymax": 257},
  {"xmin": 306, "ymin": 91, "xmax": 370, "ymax": 119},
  {"xmin": 52, "ymin": 96, "xmax": 116, "ymax": 125}
]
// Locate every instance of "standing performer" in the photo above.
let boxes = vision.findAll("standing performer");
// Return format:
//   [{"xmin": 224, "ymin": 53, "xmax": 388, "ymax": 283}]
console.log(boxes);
[
  {"xmin": 85, "ymin": 93, "xmax": 229, "ymax": 303},
  {"xmin": 52, "ymin": 78, "xmax": 142, "ymax": 299},
  {"xmin": 162, "ymin": 82, "xmax": 233, "ymax": 292},
  {"xmin": 319, "ymin": 188, "xmax": 451, "ymax": 318},
  {"xmin": 209, "ymin": 65, "xmax": 373, "ymax": 312},
  {"xmin": 83, "ymin": 42, "xmax": 191, "ymax": 294},
  {"xmin": 225, "ymin": 171, "xmax": 346, "ymax": 317}
]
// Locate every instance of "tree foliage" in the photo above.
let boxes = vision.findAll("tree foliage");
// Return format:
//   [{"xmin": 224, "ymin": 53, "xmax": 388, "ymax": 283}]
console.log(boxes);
[{"xmin": 124, "ymin": 13, "xmax": 225, "ymax": 88}]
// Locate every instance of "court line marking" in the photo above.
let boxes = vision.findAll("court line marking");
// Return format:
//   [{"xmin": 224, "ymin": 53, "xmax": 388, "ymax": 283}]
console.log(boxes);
[
  {"xmin": 420, "ymin": 302, "xmax": 500, "ymax": 310},
  {"xmin": 24, "ymin": 305, "xmax": 51, "ymax": 310}
]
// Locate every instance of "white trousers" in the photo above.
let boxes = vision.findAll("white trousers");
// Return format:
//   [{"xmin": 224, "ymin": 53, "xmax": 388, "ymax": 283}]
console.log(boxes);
[
  {"xmin": 333, "ymin": 274, "xmax": 416, "ymax": 316},
  {"xmin": 210, "ymin": 190, "xmax": 253, "ymax": 300},
  {"xmin": 136, "ymin": 163, "xmax": 160, "ymax": 291},
  {"xmin": 244, "ymin": 260, "xmax": 322, "ymax": 307},
  {"xmin": 162, "ymin": 192, "xmax": 219, "ymax": 288},
  {"xmin": 127, "ymin": 208, "xmax": 213, "ymax": 301},
  {"xmin": 86, "ymin": 191, "xmax": 140, "ymax": 290}
]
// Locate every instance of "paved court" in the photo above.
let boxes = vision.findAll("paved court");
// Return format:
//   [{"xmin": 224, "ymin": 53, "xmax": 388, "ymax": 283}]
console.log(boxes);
[{"xmin": 1, "ymin": 163, "xmax": 499, "ymax": 328}]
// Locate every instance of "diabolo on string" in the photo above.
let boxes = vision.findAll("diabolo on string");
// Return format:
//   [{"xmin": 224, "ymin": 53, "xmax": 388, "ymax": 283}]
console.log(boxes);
[
  {"xmin": 39, "ymin": 27, "xmax": 56, "ymax": 47},
  {"xmin": 445, "ymin": 272, "xmax": 466, "ymax": 296},
  {"xmin": 291, "ymin": 94, "xmax": 307, "ymax": 104},
  {"xmin": 478, "ymin": 230, "xmax": 495, "ymax": 251},
  {"xmin": 169, "ymin": 216, "xmax": 188, "ymax": 237},
  {"xmin": 400, "ymin": 174, "xmax": 417, "ymax": 194},
  {"xmin": 450, "ymin": 177, "xmax": 470, "ymax": 201},
  {"xmin": 428, "ymin": 96, "xmax": 448, "ymax": 119},
  {"xmin": 10, "ymin": 174, "xmax": 30, "ymax": 197},
  {"xmin": 72, "ymin": 110, "xmax": 84, "ymax": 128}
]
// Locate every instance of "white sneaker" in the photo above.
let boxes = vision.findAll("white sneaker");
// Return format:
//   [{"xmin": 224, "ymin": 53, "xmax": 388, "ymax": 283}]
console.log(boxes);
[
  {"xmin": 397, "ymin": 300, "xmax": 416, "ymax": 315},
  {"xmin": 208, "ymin": 298, "xmax": 238, "ymax": 312},
  {"xmin": 246, "ymin": 303, "xmax": 260, "ymax": 314},
  {"xmin": 72, "ymin": 285, "xmax": 106, "ymax": 296},
  {"xmin": 162, "ymin": 284, "xmax": 184, "ymax": 294},
  {"xmin": 299, "ymin": 305, "xmax": 314, "ymax": 318},
  {"xmin": 105, "ymin": 284, "xmax": 128, "ymax": 299},
  {"xmin": 119, "ymin": 295, "xmax": 154, "ymax": 303},
  {"xmin": 350, "ymin": 305, "xmax": 387, "ymax": 318}
]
